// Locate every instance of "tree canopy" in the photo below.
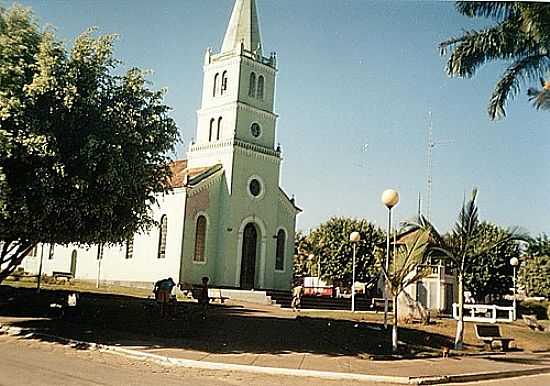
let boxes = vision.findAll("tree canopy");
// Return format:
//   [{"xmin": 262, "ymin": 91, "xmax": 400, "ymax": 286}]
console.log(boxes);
[
  {"xmin": 520, "ymin": 233, "xmax": 550, "ymax": 298},
  {"xmin": 462, "ymin": 222, "xmax": 520, "ymax": 302},
  {"xmin": 297, "ymin": 217, "xmax": 384, "ymax": 286},
  {"xmin": 440, "ymin": 1, "xmax": 550, "ymax": 119},
  {"xmin": 0, "ymin": 5, "xmax": 179, "ymax": 281}
]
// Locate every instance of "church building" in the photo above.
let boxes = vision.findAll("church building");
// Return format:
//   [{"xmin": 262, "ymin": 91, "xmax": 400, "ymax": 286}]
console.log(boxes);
[{"xmin": 21, "ymin": 0, "xmax": 300, "ymax": 291}]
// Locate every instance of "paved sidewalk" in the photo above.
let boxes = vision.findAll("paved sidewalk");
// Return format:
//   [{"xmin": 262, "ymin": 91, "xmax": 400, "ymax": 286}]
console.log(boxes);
[
  {"xmin": 3, "ymin": 316, "xmax": 549, "ymax": 384},
  {"xmin": 136, "ymin": 345, "xmax": 550, "ymax": 379}
]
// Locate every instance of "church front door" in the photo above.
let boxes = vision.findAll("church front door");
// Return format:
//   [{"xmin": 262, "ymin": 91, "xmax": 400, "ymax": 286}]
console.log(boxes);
[{"xmin": 240, "ymin": 223, "xmax": 257, "ymax": 290}]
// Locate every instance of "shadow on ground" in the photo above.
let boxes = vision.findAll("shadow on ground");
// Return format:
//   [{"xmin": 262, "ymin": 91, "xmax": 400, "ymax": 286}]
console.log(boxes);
[{"xmin": 1, "ymin": 285, "xmax": 473, "ymax": 357}]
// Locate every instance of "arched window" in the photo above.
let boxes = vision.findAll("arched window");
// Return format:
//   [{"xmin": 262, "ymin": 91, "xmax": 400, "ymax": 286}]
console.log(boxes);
[
  {"xmin": 257, "ymin": 75, "xmax": 264, "ymax": 99},
  {"xmin": 48, "ymin": 244, "xmax": 55, "ymax": 260},
  {"xmin": 221, "ymin": 71, "xmax": 228, "ymax": 94},
  {"xmin": 158, "ymin": 215, "xmax": 167, "ymax": 259},
  {"xmin": 209, "ymin": 118, "xmax": 215, "ymax": 142},
  {"xmin": 275, "ymin": 229, "xmax": 286, "ymax": 271},
  {"xmin": 213, "ymin": 73, "xmax": 219, "ymax": 97},
  {"xmin": 194, "ymin": 215, "xmax": 207, "ymax": 262},
  {"xmin": 125, "ymin": 237, "xmax": 134, "ymax": 259},
  {"xmin": 248, "ymin": 72, "xmax": 256, "ymax": 97},
  {"xmin": 217, "ymin": 117, "xmax": 222, "ymax": 140}
]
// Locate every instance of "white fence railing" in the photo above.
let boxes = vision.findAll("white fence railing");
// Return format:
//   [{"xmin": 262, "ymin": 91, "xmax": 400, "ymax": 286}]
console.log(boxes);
[{"xmin": 452, "ymin": 303, "xmax": 515, "ymax": 323}]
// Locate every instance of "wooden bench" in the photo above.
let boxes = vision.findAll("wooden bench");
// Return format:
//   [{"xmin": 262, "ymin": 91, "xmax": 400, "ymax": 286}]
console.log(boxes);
[
  {"xmin": 475, "ymin": 324, "xmax": 514, "ymax": 351},
  {"xmin": 522, "ymin": 314, "xmax": 545, "ymax": 332},
  {"xmin": 52, "ymin": 271, "xmax": 74, "ymax": 284}
]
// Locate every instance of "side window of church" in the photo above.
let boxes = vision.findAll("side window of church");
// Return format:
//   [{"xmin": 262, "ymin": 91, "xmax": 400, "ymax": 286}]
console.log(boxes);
[
  {"xmin": 275, "ymin": 229, "xmax": 285, "ymax": 271},
  {"xmin": 158, "ymin": 215, "xmax": 168, "ymax": 259},
  {"xmin": 209, "ymin": 118, "xmax": 215, "ymax": 141},
  {"xmin": 213, "ymin": 73, "xmax": 219, "ymax": 97},
  {"xmin": 257, "ymin": 75, "xmax": 264, "ymax": 100},
  {"xmin": 221, "ymin": 71, "xmax": 228, "ymax": 94},
  {"xmin": 126, "ymin": 237, "xmax": 134, "ymax": 259},
  {"xmin": 48, "ymin": 244, "xmax": 55, "ymax": 260},
  {"xmin": 194, "ymin": 215, "xmax": 207, "ymax": 262},
  {"xmin": 248, "ymin": 72, "xmax": 256, "ymax": 97}
]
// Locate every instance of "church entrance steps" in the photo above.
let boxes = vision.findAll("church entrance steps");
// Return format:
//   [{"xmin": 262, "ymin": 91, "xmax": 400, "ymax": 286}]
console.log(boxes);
[
  {"xmin": 266, "ymin": 290, "xmax": 373, "ymax": 311},
  {"xmin": 212, "ymin": 289, "xmax": 274, "ymax": 305}
]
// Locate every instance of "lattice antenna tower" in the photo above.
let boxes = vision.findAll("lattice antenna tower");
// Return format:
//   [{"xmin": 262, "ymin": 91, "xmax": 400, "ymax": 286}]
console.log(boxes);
[{"xmin": 426, "ymin": 112, "xmax": 453, "ymax": 221}]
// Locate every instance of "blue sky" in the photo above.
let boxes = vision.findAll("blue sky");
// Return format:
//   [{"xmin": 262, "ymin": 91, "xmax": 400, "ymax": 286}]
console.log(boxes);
[{"xmin": 15, "ymin": 0, "xmax": 550, "ymax": 235}]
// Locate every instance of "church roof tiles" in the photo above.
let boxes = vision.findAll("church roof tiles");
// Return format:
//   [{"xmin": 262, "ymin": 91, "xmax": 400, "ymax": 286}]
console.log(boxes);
[{"xmin": 167, "ymin": 160, "xmax": 220, "ymax": 189}]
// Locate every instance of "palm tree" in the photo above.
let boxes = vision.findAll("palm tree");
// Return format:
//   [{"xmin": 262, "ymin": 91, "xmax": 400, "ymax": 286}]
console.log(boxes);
[
  {"xmin": 440, "ymin": 2, "xmax": 550, "ymax": 120},
  {"xmin": 380, "ymin": 228, "xmax": 432, "ymax": 352},
  {"xmin": 528, "ymin": 79, "xmax": 550, "ymax": 111},
  {"xmin": 408, "ymin": 189, "xmax": 525, "ymax": 349}
]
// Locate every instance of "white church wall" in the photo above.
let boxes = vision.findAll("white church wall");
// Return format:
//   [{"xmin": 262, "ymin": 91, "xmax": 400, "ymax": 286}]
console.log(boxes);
[
  {"xmin": 27, "ymin": 190, "xmax": 186, "ymax": 286},
  {"xmin": 180, "ymin": 173, "xmax": 224, "ymax": 287},
  {"xmin": 235, "ymin": 105, "xmax": 277, "ymax": 149},
  {"xmin": 272, "ymin": 198, "xmax": 296, "ymax": 291},
  {"xmin": 238, "ymin": 56, "xmax": 276, "ymax": 113},
  {"xmin": 201, "ymin": 55, "xmax": 241, "ymax": 108},
  {"xmin": 196, "ymin": 106, "xmax": 237, "ymax": 144}
]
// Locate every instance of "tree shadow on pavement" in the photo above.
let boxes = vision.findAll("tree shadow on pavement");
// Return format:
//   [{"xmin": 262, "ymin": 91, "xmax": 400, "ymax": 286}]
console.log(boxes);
[{"xmin": 1, "ymin": 285, "xmax": 466, "ymax": 358}]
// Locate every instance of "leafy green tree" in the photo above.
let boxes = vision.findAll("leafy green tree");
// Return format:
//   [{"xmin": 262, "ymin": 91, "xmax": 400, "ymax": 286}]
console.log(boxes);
[
  {"xmin": 381, "ymin": 228, "xmax": 432, "ymax": 352},
  {"xmin": 440, "ymin": 2, "xmax": 550, "ymax": 119},
  {"xmin": 293, "ymin": 231, "xmax": 310, "ymax": 278},
  {"xmin": 305, "ymin": 217, "xmax": 384, "ymax": 287},
  {"xmin": 410, "ymin": 189, "xmax": 524, "ymax": 350},
  {"xmin": 0, "ymin": 5, "xmax": 179, "ymax": 282},
  {"xmin": 520, "ymin": 234, "xmax": 550, "ymax": 297},
  {"xmin": 463, "ymin": 222, "xmax": 521, "ymax": 302}
]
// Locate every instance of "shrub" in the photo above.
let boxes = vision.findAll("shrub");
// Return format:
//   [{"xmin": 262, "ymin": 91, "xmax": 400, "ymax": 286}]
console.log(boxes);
[{"xmin": 519, "ymin": 299, "xmax": 550, "ymax": 320}]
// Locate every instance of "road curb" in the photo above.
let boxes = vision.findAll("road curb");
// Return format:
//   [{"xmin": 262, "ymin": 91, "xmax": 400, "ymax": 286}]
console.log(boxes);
[{"xmin": 2, "ymin": 324, "xmax": 549, "ymax": 385}]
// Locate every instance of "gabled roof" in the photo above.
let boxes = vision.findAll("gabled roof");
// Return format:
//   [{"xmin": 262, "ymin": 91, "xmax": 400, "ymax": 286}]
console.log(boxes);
[
  {"xmin": 221, "ymin": 0, "xmax": 262, "ymax": 54},
  {"xmin": 279, "ymin": 187, "xmax": 302, "ymax": 213},
  {"xmin": 167, "ymin": 160, "xmax": 221, "ymax": 189}
]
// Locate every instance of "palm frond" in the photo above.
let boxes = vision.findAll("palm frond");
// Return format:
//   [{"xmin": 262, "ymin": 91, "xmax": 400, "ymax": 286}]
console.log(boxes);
[
  {"xmin": 517, "ymin": 3, "xmax": 550, "ymax": 48},
  {"xmin": 455, "ymin": 188, "xmax": 479, "ymax": 250},
  {"xmin": 441, "ymin": 21, "xmax": 536, "ymax": 79},
  {"xmin": 528, "ymin": 78, "xmax": 550, "ymax": 111},
  {"xmin": 488, "ymin": 54, "xmax": 550, "ymax": 119},
  {"xmin": 468, "ymin": 226, "xmax": 529, "ymax": 263},
  {"xmin": 456, "ymin": 1, "xmax": 518, "ymax": 21},
  {"xmin": 403, "ymin": 214, "xmax": 447, "ymax": 248},
  {"xmin": 385, "ymin": 229, "xmax": 431, "ymax": 295}
]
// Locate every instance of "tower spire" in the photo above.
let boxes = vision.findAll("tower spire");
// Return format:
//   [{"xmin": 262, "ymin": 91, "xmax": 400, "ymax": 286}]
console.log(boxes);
[{"xmin": 221, "ymin": 0, "xmax": 262, "ymax": 55}]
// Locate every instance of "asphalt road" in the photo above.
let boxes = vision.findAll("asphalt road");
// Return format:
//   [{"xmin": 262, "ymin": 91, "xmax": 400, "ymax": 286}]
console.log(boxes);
[
  {"xmin": 0, "ymin": 334, "xmax": 370, "ymax": 386},
  {"xmin": 1, "ymin": 334, "xmax": 548, "ymax": 386}
]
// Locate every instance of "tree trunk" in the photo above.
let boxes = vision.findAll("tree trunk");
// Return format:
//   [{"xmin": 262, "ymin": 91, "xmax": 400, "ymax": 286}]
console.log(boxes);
[
  {"xmin": 454, "ymin": 273, "xmax": 464, "ymax": 350},
  {"xmin": 392, "ymin": 293, "xmax": 398, "ymax": 352},
  {"xmin": 0, "ymin": 241, "xmax": 35, "ymax": 283}
]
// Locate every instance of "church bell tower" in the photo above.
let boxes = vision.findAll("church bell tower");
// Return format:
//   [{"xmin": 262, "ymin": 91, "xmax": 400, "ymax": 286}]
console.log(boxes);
[{"xmin": 187, "ymin": 0, "xmax": 280, "ymax": 189}]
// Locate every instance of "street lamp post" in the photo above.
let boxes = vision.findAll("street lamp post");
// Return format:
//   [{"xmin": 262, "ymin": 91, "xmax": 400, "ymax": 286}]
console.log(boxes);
[
  {"xmin": 381, "ymin": 189, "xmax": 399, "ymax": 329},
  {"xmin": 510, "ymin": 257, "xmax": 519, "ymax": 320},
  {"xmin": 349, "ymin": 231, "xmax": 361, "ymax": 312}
]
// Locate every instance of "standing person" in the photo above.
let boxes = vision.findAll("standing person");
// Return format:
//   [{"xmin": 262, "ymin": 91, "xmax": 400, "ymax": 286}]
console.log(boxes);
[
  {"xmin": 291, "ymin": 277, "xmax": 304, "ymax": 312},
  {"xmin": 155, "ymin": 277, "xmax": 176, "ymax": 317},
  {"xmin": 199, "ymin": 276, "xmax": 210, "ymax": 319}
]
